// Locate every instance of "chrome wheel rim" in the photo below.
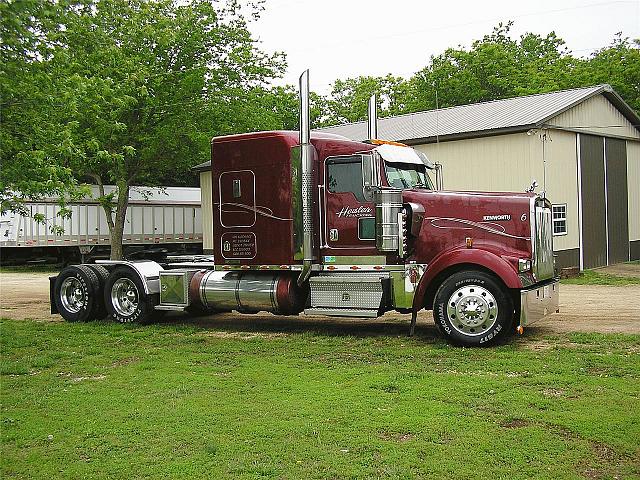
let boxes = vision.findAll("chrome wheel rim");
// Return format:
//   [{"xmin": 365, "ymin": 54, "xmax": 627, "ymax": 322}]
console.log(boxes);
[
  {"xmin": 111, "ymin": 278, "xmax": 139, "ymax": 317},
  {"xmin": 60, "ymin": 277, "xmax": 85, "ymax": 313},
  {"xmin": 446, "ymin": 285, "xmax": 498, "ymax": 336}
]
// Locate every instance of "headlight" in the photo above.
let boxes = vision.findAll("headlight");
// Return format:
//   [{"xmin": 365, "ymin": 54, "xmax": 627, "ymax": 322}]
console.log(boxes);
[{"xmin": 518, "ymin": 258, "xmax": 532, "ymax": 272}]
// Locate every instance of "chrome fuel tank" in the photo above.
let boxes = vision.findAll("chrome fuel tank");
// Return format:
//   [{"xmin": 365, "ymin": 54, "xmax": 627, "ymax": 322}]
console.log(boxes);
[{"xmin": 197, "ymin": 271, "xmax": 305, "ymax": 314}]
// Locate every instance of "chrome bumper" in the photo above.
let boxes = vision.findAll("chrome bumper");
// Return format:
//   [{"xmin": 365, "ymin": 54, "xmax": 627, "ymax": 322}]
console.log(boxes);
[{"xmin": 519, "ymin": 279, "xmax": 559, "ymax": 327}]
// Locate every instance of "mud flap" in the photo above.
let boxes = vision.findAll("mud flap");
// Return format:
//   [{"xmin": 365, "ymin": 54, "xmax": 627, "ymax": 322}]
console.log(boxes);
[
  {"xmin": 409, "ymin": 310, "xmax": 417, "ymax": 337},
  {"xmin": 49, "ymin": 276, "xmax": 59, "ymax": 314}
]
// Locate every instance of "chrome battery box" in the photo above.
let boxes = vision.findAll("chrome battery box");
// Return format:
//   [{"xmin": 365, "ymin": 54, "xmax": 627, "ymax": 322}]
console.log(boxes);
[{"xmin": 159, "ymin": 269, "xmax": 198, "ymax": 307}]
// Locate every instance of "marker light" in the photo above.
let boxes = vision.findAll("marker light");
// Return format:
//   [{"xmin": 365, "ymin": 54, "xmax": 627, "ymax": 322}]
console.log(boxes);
[
  {"xmin": 368, "ymin": 139, "xmax": 409, "ymax": 147},
  {"xmin": 518, "ymin": 258, "xmax": 532, "ymax": 272}
]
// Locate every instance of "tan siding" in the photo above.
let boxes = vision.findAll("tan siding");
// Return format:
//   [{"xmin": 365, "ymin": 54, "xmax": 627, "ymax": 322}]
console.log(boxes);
[
  {"xmin": 415, "ymin": 131, "xmax": 580, "ymax": 251},
  {"xmin": 199, "ymin": 171, "xmax": 214, "ymax": 252},
  {"xmin": 544, "ymin": 131, "xmax": 580, "ymax": 252},
  {"xmin": 628, "ymin": 141, "xmax": 640, "ymax": 241},
  {"xmin": 549, "ymin": 95, "xmax": 640, "ymax": 140}
]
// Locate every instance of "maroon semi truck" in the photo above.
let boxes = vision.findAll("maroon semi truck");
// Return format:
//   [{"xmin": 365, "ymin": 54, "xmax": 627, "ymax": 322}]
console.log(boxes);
[{"xmin": 50, "ymin": 70, "xmax": 559, "ymax": 346}]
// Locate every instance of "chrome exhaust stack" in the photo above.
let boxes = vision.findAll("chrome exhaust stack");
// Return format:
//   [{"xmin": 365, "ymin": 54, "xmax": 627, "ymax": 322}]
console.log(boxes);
[
  {"xmin": 367, "ymin": 93, "xmax": 378, "ymax": 140},
  {"xmin": 297, "ymin": 69, "xmax": 314, "ymax": 286}
]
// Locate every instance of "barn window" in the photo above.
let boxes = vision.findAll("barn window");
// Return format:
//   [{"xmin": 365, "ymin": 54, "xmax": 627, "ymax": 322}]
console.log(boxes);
[{"xmin": 552, "ymin": 204, "xmax": 567, "ymax": 236}]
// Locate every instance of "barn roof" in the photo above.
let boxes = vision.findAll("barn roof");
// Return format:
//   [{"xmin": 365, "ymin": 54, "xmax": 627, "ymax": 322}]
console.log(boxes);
[
  {"xmin": 316, "ymin": 84, "xmax": 640, "ymax": 144},
  {"xmin": 193, "ymin": 160, "xmax": 210, "ymax": 172}
]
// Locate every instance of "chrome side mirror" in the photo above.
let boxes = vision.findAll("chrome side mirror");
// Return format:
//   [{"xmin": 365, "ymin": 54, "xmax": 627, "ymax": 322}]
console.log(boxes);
[
  {"xmin": 434, "ymin": 163, "xmax": 444, "ymax": 190},
  {"xmin": 361, "ymin": 153, "xmax": 378, "ymax": 202}
]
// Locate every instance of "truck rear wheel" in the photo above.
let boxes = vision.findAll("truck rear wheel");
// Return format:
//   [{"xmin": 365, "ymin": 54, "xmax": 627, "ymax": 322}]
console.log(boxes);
[
  {"xmin": 433, "ymin": 270, "xmax": 514, "ymax": 346},
  {"xmin": 54, "ymin": 265, "xmax": 101, "ymax": 322},
  {"xmin": 104, "ymin": 267, "xmax": 158, "ymax": 324},
  {"xmin": 85, "ymin": 264, "xmax": 110, "ymax": 319}
]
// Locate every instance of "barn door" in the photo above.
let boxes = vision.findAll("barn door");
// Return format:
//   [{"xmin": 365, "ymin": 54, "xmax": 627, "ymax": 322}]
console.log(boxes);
[
  {"xmin": 579, "ymin": 135, "xmax": 629, "ymax": 268},
  {"xmin": 605, "ymin": 138, "xmax": 629, "ymax": 264},
  {"xmin": 579, "ymin": 135, "xmax": 607, "ymax": 269}
]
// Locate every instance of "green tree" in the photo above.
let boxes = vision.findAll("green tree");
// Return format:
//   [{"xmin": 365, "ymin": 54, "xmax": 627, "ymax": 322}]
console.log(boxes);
[
  {"xmin": 316, "ymin": 24, "xmax": 638, "ymax": 128},
  {"xmin": 319, "ymin": 75, "xmax": 409, "ymax": 126},
  {"xmin": 406, "ymin": 22, "xmax": 579, "ymax": 112},
  {"xmin": 210, "ymin": 85, "xmax": 299, "ymax": 135},
  {"xmin": 577, "ymin": 33, "xmax": 640, "ymax": 112},
  {"xmin": 2, "ymin": 0, "xmax": 285, "ymax": 259},
  {"xmin": 0, "ymin": 0, "xmax": 87, "ymax": 226}
]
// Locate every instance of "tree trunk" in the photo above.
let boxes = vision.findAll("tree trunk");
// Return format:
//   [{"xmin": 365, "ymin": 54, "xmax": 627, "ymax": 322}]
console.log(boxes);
[{"xmin": 110, "ymin": 181, "xmax": 130, "ymax": 260}]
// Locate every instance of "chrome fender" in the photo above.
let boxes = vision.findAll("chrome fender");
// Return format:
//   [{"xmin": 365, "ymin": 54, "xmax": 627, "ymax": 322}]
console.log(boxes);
[{"xmin": 95, "ymin": 260, "xmax": 164, "ymax": 294}]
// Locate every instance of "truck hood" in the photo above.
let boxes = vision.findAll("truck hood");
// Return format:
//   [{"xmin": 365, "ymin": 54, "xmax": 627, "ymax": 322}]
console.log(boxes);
[{"xmin": 402, "ymin": 189, "xmax": 535, "ymax": 263}]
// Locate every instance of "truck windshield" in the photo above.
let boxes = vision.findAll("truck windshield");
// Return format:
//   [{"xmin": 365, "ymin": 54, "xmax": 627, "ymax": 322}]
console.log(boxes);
[{"xmin": 385, "ymin": 163, "xmax": 434, "ymax": 190}]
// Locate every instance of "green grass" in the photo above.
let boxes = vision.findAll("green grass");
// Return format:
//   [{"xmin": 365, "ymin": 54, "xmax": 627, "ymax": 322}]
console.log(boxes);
[
  {"xmin": 561, "ymin": 269, "xmax": 640, "ymax": 286},
  {"xmin": 2, "ymin": 318, "xmax": 639, "ymax": 479}
]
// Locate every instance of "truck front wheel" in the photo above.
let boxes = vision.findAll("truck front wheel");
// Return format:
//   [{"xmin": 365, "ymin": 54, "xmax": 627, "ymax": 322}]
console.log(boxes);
[
  {"xmin": 433, "ymin": 270, "xmax": 514, "ymax": 346},
  {"xmin": 104, "ymin": 268, "xmax": 158, "ymax": 324}
]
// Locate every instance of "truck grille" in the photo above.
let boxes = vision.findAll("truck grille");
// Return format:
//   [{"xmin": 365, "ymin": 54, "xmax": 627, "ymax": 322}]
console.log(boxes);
[{"xmin": 533, "ymin": 200, "xmax": 554, "ymax": 281}]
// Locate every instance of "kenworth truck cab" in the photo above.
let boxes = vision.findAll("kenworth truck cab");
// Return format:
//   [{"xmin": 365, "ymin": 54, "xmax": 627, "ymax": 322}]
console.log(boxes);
[{"xmin": 50, "ymin": 70, "xmax": 559, "ymax": 346}]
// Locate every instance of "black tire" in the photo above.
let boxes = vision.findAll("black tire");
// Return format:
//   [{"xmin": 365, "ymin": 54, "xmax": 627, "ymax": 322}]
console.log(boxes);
[
  {"xmin": 85, "ymin": 264, "xmax": 110, "ymax": 319},
  {"xmin": 104, "ymin": 267, "xmax": 158, "ymax": 324},
  {"xmin": 53, "ymin": 265, "xmax": 101, "ymax": 322},
  {"xmin": 433, "ymin": 270, "xmax": 514, "ymax": 347}
]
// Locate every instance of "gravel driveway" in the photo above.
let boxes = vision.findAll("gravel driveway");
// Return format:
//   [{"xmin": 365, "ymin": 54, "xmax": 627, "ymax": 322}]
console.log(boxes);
[{"xmin": 1, "ymin": 270, "xmax": 639, "ymax": 334}]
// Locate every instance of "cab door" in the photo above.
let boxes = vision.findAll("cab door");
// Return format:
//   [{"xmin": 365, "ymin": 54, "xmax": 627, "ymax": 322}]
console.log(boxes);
[{"xmin": 322, "ymin": 155, "xmax": 378, "ymax": 255}]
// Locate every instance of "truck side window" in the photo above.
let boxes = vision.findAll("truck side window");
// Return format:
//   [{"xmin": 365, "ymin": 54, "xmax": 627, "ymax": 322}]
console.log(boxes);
[{"xmin": 326, "ymin": 156, "xmax": 366, "ymax": 202}]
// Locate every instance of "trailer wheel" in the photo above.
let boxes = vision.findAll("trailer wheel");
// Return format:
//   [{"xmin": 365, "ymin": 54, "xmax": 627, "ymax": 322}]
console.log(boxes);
[
  {"xmin": 54, "ymin": 265, "xmax": 101, "ymax": 322},
  {"xmin": 104, "ymin": 267, "xmax": 158, "ymax": 324},
  {"xmin": 433, "ymin": 270, "xmax": 514, "ymax": 347},
  {"xmin": 85, "ymin": 265, "xmax": 110, "ymax": 319}
]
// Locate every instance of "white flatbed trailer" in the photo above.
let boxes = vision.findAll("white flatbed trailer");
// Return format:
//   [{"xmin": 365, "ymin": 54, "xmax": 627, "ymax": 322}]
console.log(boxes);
[{"xmin": 1, "ymin": 186, "xmax": 203, "ymax": 263}]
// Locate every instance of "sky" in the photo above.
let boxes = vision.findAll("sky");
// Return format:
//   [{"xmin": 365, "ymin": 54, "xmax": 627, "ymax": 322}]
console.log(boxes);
[{"xmin": 250, "ymin": 0, "xmax": 640, "ymax": 94}]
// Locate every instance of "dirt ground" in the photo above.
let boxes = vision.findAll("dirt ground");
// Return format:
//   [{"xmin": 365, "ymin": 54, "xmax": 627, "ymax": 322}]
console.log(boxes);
[
  {"xmin": 1, "ymin": 270, "xmax": 639, "ymax": 335},
  {"xmin": 596, "ymin": 262, "xmax": 640, "ymax": 278}
]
